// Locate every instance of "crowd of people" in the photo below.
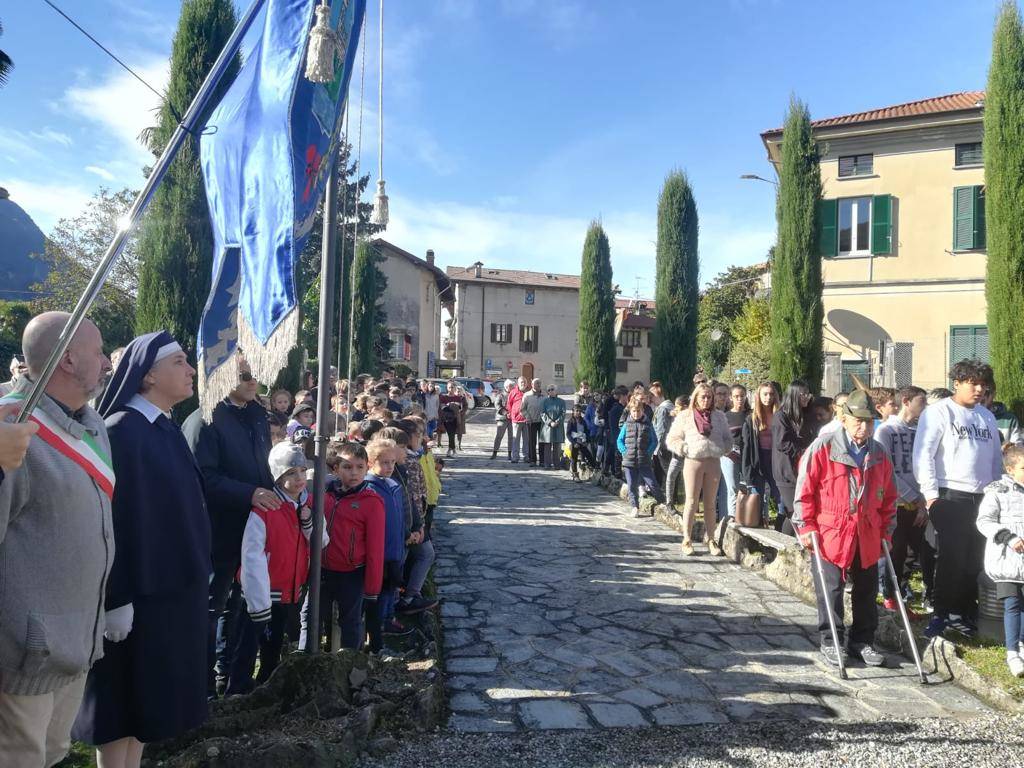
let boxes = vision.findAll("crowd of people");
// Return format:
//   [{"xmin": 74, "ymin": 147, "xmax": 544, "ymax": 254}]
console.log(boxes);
[
  {"xmin": 0, "ymin": 312, "xmax": 454, "ymax": 768},
  {"xmin": 3, "ymin": 307, "xmax": 1024, "ymax": 766},
  {"xmin": 491, "ymin": 363, "xmax": 1024, "ymax": 674}
]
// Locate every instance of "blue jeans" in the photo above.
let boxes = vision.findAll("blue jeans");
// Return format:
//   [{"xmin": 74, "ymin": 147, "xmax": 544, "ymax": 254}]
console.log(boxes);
[
  {"xmin": 623, "ymin": 465, "xmax": 658, "ymax": 509},
  {"xmin": 1004, "ymin": 590, "xmax": 1024, "ymax": 653},
  {"xmin": 403, "ymin": 539, "xmax": 435, "ymax": 599},
  {"xmin": 227, "ymin": 603, "xmax": 298, "ymax": 695},
  {"xmin": 299, "ymin": 567, "xmax": 369, "ymax": 651},
  {"xmin": 717, "ymin": 455, "xmax": 738, "ymax": 521}
]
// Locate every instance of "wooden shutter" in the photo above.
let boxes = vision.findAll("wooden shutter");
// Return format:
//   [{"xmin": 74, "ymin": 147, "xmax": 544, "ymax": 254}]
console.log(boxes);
[
  {"xmin": 871, "ymin": 194, "xmax": 892, "ymax": 255},
  {"xmin": 974, "ymin": 186, "xmax": 986, "ymax": 250},
  {"xmin": 490, "ymin": 324, "xmax": 497, "ymax": 343},
  {"xmin": 817, "ymin": 199, "xmax": 838, "ymax": 257},
  {"xmin": 953, "ymin": 186, "xmax": 982, "ymax": 250},
  {"xmin": 505, "ymin": 323, "xmax": 512, "ymax": 343},
  {"xmin": 533, "ymin": 326, "xmax": 540, "ymax": 352}
]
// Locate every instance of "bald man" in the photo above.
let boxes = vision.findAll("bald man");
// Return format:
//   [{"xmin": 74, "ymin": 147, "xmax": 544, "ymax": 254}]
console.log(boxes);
[{"xmin": 0, "ymin": 311, "xmax": 114, "ymax": 768}]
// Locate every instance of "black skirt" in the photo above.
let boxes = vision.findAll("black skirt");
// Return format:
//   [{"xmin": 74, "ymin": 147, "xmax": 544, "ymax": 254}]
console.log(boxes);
[{"xmin": 72, "ymin": 583, "xmax": 208, "ymax": 744}]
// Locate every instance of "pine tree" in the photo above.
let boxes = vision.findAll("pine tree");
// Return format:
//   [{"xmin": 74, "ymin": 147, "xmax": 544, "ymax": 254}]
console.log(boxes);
[
  {"xmin": 135, "ymin": 0, "xmax": 238, "ymax": 363},
  {"xmin": 770, "ymin": 96, "xmax": 823, "ymax": 390},
  {"xmin": 651, "ymin": 171, "xmax": 700, "ymax": 398},
  {"xmin": 351, "ymin": 240, "xmax": 388, "ymax": 375},
  {"xmin": 576, "ymin": 221, "xmax": 616, "ymax": 391},
  {"xmin": 986, "ymin": 1, "xmax": 1024, "ymax": 417}
]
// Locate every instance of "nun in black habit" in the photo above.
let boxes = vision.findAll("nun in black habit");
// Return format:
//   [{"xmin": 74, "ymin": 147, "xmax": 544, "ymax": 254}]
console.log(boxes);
[{"xmin": 72, "ymin": 330, "xmax": 211, "ymax": 768}]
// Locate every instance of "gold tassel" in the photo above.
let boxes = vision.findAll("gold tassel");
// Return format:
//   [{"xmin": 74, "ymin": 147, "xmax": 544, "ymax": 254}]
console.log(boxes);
[{"xmin": 305, "ymin": 2, "xmax": 342, "ymax": 84}]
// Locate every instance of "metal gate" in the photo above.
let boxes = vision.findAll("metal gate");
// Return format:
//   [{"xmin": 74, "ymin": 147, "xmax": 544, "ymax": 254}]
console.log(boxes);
[{"xmin": 883, "ymin": 342, "xmax": 914, "ymax": 389}]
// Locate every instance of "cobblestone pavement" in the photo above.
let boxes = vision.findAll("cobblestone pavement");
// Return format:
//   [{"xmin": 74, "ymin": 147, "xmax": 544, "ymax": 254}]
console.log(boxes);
[{"xmin": 433, "ymin": 414, "xmax": 989, "ymax": 733}]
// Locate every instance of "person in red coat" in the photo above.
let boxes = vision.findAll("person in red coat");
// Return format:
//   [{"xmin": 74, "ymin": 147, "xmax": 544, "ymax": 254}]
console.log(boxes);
[{"xmin": 793, "ymin": 390, "xmax": 897, "ymax": 668}]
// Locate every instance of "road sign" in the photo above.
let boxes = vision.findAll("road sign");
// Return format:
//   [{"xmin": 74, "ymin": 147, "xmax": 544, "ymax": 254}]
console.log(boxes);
[{"xmin": 485, "ymin": 358, "xmax": 493, "ymax": 369}]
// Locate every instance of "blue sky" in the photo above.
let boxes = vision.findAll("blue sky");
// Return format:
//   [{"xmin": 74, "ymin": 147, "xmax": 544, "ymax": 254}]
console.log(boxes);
[{"xmin": 0, "ymin": 0, "xmax": 1000, "ymax": 294}]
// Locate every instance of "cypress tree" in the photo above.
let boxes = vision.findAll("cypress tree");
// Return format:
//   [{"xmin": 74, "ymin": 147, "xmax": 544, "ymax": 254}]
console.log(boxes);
[
  {"xmin": 986, "ymin": 1, "xmax": 1024, "ymax": 416},
  {"xmin": 651, "ymin": 171, "xmax": 699, "ymax": 398},
  {"xmin": 135, "ymin": 0, "xmax": 238, "ymax": 364},
  {"xmin": 576, "ymin": 221, "xmax": 616, "ymax": 391},
  {"xmin": 351, "ymin": 240, "xmax": 388, "ymax": 375},
  {"xmin": 770, "ymin": 96, "xmax": 823, "ymax": 390}
]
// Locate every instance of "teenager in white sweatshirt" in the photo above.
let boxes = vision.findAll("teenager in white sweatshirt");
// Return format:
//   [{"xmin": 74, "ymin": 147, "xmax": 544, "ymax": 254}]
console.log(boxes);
[
  {"xmin": 875, "ymin": 385, "xmax": 928, "ymax": 615},
  {"xmin": 912, "ymin": 360, "xmax": 1003, "ymax": 639}
]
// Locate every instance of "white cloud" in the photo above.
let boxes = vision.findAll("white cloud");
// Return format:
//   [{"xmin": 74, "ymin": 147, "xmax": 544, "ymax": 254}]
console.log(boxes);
[
  {"xmin": 382, "ymin": 194, "xmax": 773, "ymax": 296},
  {"xmin": 84, "ymin": 165, "xmax": 116, "ymax": 181},
  {"xmin": 29, "ymin": 128, "xmax": 73, "ymax": 147},
  {"xmin": 63, "ymin": 59, "xmax": 168, "ymax": 167},
  {"xmin": 0, "ymin": 128, "xmax": 47, "ymax": 165},
  {"xmin": 0, "ymin": 178, "xmax": 94, "ymax": 233}
]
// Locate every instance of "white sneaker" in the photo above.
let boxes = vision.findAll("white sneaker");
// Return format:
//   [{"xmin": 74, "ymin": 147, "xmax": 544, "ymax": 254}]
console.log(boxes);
[{"xmin": 1008, "ymin": 653, "xmax": 1024, "ymax": 678}]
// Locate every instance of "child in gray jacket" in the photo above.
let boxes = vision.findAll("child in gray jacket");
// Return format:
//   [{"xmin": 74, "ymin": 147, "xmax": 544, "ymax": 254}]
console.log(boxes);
[{"xmin": 977, "ymin": 444, "xmax": 1024, "ymax": 677}]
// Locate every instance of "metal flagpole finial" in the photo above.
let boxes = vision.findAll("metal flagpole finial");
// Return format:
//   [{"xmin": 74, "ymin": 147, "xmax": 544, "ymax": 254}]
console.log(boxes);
[
  {"xmin": 305, "ymin": 1, "xmax": 343, "ymax": 84},
  {"xmin": 371, "ymin": 178, "xmax": 388, "ymax": 227}
]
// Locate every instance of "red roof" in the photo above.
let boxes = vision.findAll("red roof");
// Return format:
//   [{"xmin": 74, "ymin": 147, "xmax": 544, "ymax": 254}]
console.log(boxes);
[
  {"xmin": 445, "ymin": 265, "xmax": 581, "ymax": 290},
  {"xmin": 614, "ymin": 297, "xmax": 655, "ymax": 310},
  {"xmin": 762, "ymin": 91, "xmax": 984, "ymax": 136}
]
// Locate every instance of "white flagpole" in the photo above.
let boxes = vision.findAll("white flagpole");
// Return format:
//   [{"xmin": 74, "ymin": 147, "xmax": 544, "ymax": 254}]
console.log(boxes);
[{"xmin": 16, "ymin": 0, "xmax": 267, "ymax": 422}]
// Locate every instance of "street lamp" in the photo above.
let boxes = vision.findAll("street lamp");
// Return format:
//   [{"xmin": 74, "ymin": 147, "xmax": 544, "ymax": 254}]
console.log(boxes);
[{"xmin": 740, "ymin": 173, "xmax": 778, "ymax": 187}]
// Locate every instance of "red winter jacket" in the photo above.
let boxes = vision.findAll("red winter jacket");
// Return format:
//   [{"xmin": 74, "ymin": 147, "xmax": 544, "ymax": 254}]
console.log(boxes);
[
  {"xmin": 323, "ymin": 482, "xmax": 385, "ymax": 597},
  {"xmin": 793, "ymin": 429, "xmax": 897, "ymax": 570},
  {"xmin": 508, "ymin": 386, "xmax": 526, "ymax": 423},
  {"xmin": 240, "ymin": 492, "xmax": 313, "ymax": 620}
]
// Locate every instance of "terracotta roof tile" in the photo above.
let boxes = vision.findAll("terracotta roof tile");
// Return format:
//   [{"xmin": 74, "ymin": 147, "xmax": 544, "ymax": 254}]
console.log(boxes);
[
  {"xmin": 445, "ymin": 265, "xmax": 581, "ymax": 290},
  {"xmin": 762, "ymin": 91, "xmax": 984, "ymax": 136}
]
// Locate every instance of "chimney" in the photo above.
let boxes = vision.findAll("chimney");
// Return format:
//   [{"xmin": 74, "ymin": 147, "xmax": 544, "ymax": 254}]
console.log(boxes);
[
  {"xmin": 425, "ymin": 249, "xmax": 435, "ymax": 265},
  {"xmin": 472, "ymin": 260, "xmax": 483, "ymax": 278}
]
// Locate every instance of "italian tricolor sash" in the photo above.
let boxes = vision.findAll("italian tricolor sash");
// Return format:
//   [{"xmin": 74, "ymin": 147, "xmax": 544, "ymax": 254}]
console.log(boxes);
[{"xmin": 0, "ymin": 392, "xmax": 115, "ymax": 500}]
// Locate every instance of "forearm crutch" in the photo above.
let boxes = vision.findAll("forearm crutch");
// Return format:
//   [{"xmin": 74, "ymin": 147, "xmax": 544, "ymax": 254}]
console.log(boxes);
[
  {"xmin": 810, "ymin": 531, "xmax": 848, "ymax": 680},
  {"xmin": 881, "ymin": 538, "xmax": 927, "ymax": 684}
]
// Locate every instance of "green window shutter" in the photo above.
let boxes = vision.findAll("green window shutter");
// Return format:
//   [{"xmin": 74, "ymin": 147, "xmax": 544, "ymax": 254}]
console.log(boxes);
[
  {"xmin": 817, "ymin": 198, "xmax": 838, "ymax": 257},
  {"xmin": 974, "ymin": 185, "xmax": 986, "ymax": 250},
  {"xmin": 871, "ymin": 194, "xmax": 892, "ymax": 255},
  {"xmin": 953, "ymin": 186, "xmax": 977, "ymax": 250}
]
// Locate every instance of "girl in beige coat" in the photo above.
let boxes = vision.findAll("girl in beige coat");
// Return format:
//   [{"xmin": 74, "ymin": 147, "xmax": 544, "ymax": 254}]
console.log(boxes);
[{"xmin": 665, "ymin": 383, "xmax": 732, "ymax": 555}]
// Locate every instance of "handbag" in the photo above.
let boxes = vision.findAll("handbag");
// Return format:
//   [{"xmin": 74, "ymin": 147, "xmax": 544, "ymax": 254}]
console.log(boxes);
[{"xmin": 735, "ymin": 485, "xmax": 763, "ymax": 528}]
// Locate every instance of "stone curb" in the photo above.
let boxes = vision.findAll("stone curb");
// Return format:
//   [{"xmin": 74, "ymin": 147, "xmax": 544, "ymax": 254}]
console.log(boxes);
[{"xmin": 588, "ymin": 471, "xmax": 1024, "ymax": 713}]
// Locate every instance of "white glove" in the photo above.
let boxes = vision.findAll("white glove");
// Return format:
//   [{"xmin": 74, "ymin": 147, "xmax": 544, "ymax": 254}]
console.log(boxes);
[{"xmin": 103, "ymin": 603, "xmax": 134, "ymax": 642}]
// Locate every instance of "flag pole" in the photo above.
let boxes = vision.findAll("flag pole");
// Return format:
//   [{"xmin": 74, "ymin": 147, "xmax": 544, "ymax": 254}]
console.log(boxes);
[
  {"xmin": 306, "ymin": 149, "xmax": 341, "ymax": 653},
  {"xmin": 15, "ymin": 0, "xmax": 267, "ymax": 423}
]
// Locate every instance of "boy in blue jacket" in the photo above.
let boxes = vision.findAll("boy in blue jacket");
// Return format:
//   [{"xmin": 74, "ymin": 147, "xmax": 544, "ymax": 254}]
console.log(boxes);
[{"xmin": 364, "ymin": 438, "xmax": 413, "ymax": 648}]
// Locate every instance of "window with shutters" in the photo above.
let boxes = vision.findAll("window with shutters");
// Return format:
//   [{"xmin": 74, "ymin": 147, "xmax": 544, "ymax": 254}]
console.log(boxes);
[
  {"xmin": 387, "ymin": 331, "xmax": 412, "ymax": 361},
  {"xmin": 953, "ymin": 185, "xmax": 986, "ymax": 251},
  {"xmin": 819, "ymin": 195, "xmax": 892, "ymax": 258},
  {"xmin": 615, "ymin": 358, "xmax": 629, "ymax": 373},
  {"xmin": 519, "ymin": 325, "xmax": 539, "ymax": 353},
  {"xmin": 955, "ymin": 142, "xmax": 983, "ymax": 168},
  {"xmin": 838, "ymin": 197, "xmax": 872, "ymax": 255},
  {"xmin": 490, "ymin": 323, "xmax": 512, "ymax": 344},
  {"xmin": 949, "ymin": 326, "xmax": 990, "ymax": 369},
  {"xmin": 619, "ymin": 329, "xmax": 641, "ymax": 348},
  {"xmin": 553, "ymin": 363, "xmax": 565, "ymax": 379},
  {"xmin": 838, "ymin": 154, "xmax": 873, "ymax": 178}
]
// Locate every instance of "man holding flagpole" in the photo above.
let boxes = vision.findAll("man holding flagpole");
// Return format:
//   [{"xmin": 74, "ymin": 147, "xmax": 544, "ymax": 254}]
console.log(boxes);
[{"xmin": 0, "ymin": 311, "xmax": 114, "ymax": 768}]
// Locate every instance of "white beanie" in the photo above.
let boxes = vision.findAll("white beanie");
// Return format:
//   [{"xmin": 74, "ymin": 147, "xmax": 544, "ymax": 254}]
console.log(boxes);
[{"xmin": 269, "ymin": 441, "xmax": 309, "ymax": 482}]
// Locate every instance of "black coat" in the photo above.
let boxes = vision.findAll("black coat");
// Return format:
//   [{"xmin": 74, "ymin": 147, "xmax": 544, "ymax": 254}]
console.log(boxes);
[
  {"xmin": 195, "ymin": 399, "xmax": 273, "ymax": 566},
  {"xmin": 738, "ymin": 415, "xmax": 765, "ymax": 488},
  {"xmin": 770, "ymin": 410, "xmax": 816, "ymax": 489}
]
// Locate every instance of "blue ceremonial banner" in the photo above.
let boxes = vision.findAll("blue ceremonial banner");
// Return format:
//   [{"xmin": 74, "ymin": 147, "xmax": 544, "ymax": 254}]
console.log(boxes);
[{"xmin": 197, "ymin": 0, "xmax": 365, "ymax": 413}]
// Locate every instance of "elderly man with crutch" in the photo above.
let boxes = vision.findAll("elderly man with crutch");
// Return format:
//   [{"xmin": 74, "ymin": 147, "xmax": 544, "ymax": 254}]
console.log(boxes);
[{"xmin": 792, "ymin": 390, "xmax": 899, "ymax": 671}]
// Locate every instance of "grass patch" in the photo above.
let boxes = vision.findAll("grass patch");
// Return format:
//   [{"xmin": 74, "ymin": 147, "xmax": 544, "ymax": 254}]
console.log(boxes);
[
  {"xmin": 55, "ymin": 742, "xmax": 95, "ymax": 767},
  {"xmin": 957, "ymin": 635, "xmax": 1024, "ymax": 701}
]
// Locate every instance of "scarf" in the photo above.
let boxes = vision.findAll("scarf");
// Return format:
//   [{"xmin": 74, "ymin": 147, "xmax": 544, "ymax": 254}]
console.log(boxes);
[{"xmin": 692, "ymin": 407, "xmax": 713, "ymax": 437}]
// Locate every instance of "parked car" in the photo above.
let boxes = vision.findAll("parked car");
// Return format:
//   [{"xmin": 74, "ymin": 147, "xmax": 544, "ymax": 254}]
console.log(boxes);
[{"xmin": 454, "ymin": 377, "xmax": 494, "ymax": 407}]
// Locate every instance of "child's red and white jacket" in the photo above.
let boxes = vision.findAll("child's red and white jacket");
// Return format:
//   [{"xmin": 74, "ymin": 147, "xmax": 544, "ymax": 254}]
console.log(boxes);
[{"xmin": 240, "ymin": 488, "xmax": 329, "ymax": 622}]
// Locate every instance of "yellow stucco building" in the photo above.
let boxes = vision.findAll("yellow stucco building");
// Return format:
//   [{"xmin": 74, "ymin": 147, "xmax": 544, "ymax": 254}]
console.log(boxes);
[{"xmin": 761, "ymin": 91, "xmax": 987, "ymax": 393}]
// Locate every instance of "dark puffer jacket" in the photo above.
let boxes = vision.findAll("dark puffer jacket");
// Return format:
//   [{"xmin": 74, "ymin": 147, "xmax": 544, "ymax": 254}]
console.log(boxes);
[{"xmin": 616, "ymin": 413, "xmax": 658, "ymax": 468}]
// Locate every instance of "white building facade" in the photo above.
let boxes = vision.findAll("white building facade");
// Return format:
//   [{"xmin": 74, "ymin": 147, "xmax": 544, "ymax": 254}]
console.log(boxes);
[{"xmin": 446, "ymin": 263, "xmax": 580, "ymax": 391}]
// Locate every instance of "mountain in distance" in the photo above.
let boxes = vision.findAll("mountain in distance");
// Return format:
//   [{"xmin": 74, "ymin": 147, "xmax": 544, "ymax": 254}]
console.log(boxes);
[{"xmin": 0, "ymin": 187, "xmax": 48, "ymax": 301}]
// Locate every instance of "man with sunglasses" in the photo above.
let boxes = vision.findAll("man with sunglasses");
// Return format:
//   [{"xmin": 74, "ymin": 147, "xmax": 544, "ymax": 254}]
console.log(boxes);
[{"xmin": 195, "ymin": 357, "xmax": 275, "ymax": 698}]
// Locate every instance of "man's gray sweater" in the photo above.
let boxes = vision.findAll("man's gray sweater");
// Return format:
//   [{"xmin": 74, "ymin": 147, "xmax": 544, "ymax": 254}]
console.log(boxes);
[{"xmin": 0, "ymin": 377, "xmax": 114, "ymax": 695}]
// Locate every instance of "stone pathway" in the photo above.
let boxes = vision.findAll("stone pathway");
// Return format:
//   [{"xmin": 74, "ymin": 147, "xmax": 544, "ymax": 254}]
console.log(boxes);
[{"xmin": 432, "ymin": 414, "xmax": 988, "ymax": 732}]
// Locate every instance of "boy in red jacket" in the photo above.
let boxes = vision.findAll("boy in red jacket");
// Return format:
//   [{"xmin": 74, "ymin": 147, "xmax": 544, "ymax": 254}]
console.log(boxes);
[
  {"xmin": 314, "ymin": 441, "xmax": 385, "ymax": 650},
  {"xmin": 231, "ymin": 442, "xmax": 327, "ymax": 694},
  {"xmin": 793, "ymin": 390, "xmax": 897, "ymax": 668}
]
